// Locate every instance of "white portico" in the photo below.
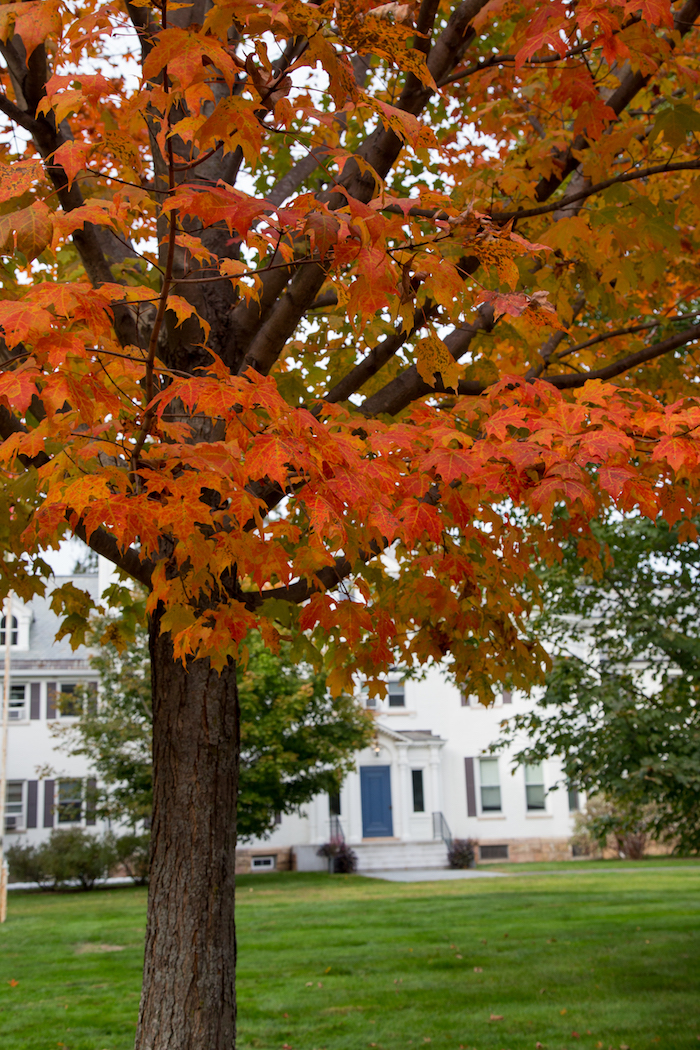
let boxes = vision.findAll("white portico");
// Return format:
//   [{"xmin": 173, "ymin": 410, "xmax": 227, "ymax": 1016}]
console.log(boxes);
[{"xmin": 295, "ymin": 724, "xmax": 450, "ymax": 871}]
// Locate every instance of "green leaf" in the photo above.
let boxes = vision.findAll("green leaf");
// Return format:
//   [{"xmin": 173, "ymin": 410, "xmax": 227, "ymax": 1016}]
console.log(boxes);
[{"xmin": 649, "ymin": 103, "xmax": 700, "ymax": 149}]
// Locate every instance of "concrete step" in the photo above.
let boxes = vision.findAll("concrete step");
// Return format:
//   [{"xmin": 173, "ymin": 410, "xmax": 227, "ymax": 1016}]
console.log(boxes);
[{"xmin": 352, "ymin": 839, "xmax": 448, "ymax": 871}]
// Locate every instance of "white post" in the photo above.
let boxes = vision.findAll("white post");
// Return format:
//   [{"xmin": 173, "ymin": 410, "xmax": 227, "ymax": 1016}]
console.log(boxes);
[
  {"xmin": 0, "ymin": 594, "xmax": 13, "ymax": 923},
  {"xmin": 396, "ymin": 745, "xmax": 411, "ymax": 841},
  {"xmin": 429, "ymin": 746, "xmax": 442, "ymax": 821}
]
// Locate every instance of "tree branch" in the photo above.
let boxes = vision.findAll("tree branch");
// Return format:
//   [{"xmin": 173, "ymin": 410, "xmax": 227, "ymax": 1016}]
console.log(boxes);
[
  {"xmin": 326, "ymin": 301, "xmax": 441, "ymax": 404},
  {"xmin": 545, "ymin": 322, "xmax": 700, "ymax": 390},
  {"xmin": 0, "ymin": 42, "xmax": 142, "ymax": 350},
  {"xmin": 493, "ymin": 159, "xmax": 700, "ymax": 223},
  {"xmin": 227, "ymin": 0, "xmax": 490, "ymax": 374},
  {"xmin": 552, "ymin": 313, "xmax": 700, "ymax": 366},
  {"xmin": 359, "ymin": 306, "xmax": 495, "ymax": 417},
  {"xmin": 0, "ymin": 404, "xmax": 153, "ymax": 586},
  {"xmin": 531, "ymin": 0, "xmax": 700, "ymax": 204}
]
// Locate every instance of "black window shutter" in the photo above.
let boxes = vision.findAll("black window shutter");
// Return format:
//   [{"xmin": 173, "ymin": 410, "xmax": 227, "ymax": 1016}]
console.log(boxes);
[
  {"xmin": 46, "ymin": 682, "xmax": 57, "ymax": 719},
  {"xmin": 43, "ymin": 779, "xmax": 55, "ymax": 828},
  {"xmin": 85, "ymin": 778, "xmax": 97, "ymax": 825},
  {"xmin": 464, "ymin": 757, "xmax": 477, "ymax": 817},
  {"xmin": 27, "ymin": 781, "xmax": 38, "ymax": 828},
  {"xmin": 30, "ymin": 682, "xmax": 41, "ymax": 720}
]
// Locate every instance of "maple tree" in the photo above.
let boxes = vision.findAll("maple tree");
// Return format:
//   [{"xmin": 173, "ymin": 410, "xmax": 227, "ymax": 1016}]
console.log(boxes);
[{"xmin": 3, "ymin": 0, "xmax": 700, "ymax": 1045}]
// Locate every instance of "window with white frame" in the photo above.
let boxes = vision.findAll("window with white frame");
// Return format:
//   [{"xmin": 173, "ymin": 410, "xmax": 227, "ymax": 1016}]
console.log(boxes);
[
  {"xmin": 479, "ymin": 758, "xmax": 502, "ymax": 812},
  {"xmin": 57, "ymin": 778, "xmax": 83, "ymax": 823},
  {"xmin": 5, "ymin": 781, "xmax": 24, "ymax": 831},
  {"xmin": 8, "ymin": 683, "xmax": 27, "ymax": 721},
  {"xmin": 525, "ymin": 763, "xmax": 546, "ymax": 811},
  {"xmin": 388, "ymin": 679, "xmax": 405, "ymax": 707},
  {"xmin": 360, "ymin": 685, "xmax": 376, "ymax": 709},
  {"xmin": 58, "ymin": 683, "xmax": 81, "ymax": 718},
  {"xmin": 0, "ymin": 614, "xmax": 18, "ymax": 646},
  {"xmin": 251, "ymin": 855, "xmax": 276, "ymax": 871}
]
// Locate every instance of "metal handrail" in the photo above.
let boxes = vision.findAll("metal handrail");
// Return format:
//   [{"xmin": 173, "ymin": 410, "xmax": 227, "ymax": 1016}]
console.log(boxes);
[
  {"xmin": 329, "ymin": 814, "xmax": 345, "ymax": 842},
  {"xmin": 432, "ymin": 810, "xmax": 453, "ymax": 849}
]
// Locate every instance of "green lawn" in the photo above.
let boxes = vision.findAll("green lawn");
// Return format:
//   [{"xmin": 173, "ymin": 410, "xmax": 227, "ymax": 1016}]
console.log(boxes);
[{"xmin": 1, "ymin": 862, "xmax": 699, "ymax": 1050}]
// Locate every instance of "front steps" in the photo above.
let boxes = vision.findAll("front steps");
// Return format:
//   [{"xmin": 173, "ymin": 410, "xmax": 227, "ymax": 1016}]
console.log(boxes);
[{"xmin": 352, "ymin": 839, "xmax": 448, "ymax": 871}]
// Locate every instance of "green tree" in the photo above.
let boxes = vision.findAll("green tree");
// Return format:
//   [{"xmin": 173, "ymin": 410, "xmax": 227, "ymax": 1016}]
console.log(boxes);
[
  {"xmin": 497, "ymin": 516, "xmax": 700, "ymax": 853},
  {"xmin": 57, "ymin": 621, "xmax": 373, "ymax": 841}
]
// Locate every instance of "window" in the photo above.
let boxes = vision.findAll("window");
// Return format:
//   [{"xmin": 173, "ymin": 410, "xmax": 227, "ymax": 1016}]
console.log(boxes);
[
  {"xmin": 57, "ymin": 779, "xmax": 83, "ymax": 823},
  {"xmin": 480, "ymin": 843, "xmax": 509, "ymax": 860},
  {"xmin": 411, "ymin": 770, "xmax": 425, "ymax": 813},
  {"xmin": 525, "ymin": 763, "xmax": 546, "ymax": 811},
  {"xmin": 58, "ymin": 683, "xmax": 81, "ymax": 717},
  {"xmin": 359, "ymin": 685, "xmax": 376, "ymax": 709},
  {"xmin": 568, "ymin": 785, "xmax": 580, "ymax": 812},
  {"xmin": 479, "ymin": 758, "xmax": 502, "ymax": 812},
  {"xmin": 388, "ymin": 680, "xmax": 405, "ymax": 707},
  {"xmin": 329, "ymin": 791, "xmax": 341, "ymax": 816},
  {"xmin": 251, "ymin": 855, "xmax": 276, "ymax": 871},
  {"xmin": 8, "ymin": 684, "xmax": 27, "ymax": 721},
  {"xmin": 0, "ymin": 615, "xmax": 18, "ymax": 646},
  {"xmin": 5, "ymin": 781, "xmax": 24, "ymax": 831}
]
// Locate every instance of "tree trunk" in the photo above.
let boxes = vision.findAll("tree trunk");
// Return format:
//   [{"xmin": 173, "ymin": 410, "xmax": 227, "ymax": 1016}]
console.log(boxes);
[{"xmin": 135, "ymin": 608, "xmax": 240, "ymax": 1050}]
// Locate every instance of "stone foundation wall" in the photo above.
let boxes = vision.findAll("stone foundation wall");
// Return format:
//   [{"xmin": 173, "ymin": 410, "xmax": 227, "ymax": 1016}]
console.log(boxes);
[
  {"xmin": 478, "ymin": 837, "xmax": 676, "ymax": 863},
  {"xmin": 235, "ymin": 847, "xmax": 294, "ymax": 874},
  {"xmin": 487, "ymin": 837, "xmax": 573, "ymax": 863}
]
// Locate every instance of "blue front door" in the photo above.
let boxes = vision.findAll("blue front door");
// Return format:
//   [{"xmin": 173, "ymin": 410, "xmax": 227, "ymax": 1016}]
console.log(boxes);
[{"xmin": 360, "ymin": 765, "xmax": 393, "ymax": 837}]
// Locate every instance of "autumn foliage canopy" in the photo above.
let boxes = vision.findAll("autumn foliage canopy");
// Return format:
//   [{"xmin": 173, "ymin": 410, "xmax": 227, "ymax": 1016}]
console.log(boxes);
[{"xmin": 1, "ymin": 0, "xmax": 700, "ymax": 700}]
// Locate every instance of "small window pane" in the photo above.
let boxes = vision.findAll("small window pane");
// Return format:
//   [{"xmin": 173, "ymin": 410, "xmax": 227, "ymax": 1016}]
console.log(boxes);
[
  {"xmin": 524, "ymin": 762, "xmax": 544, "ymax": 784},
  {"xmin": 6, "ymin": 781, "xmax": 23, "ymax": 814},
  {"xmin": 57, "ymin": 779, "xmax": 83, "ymax": 823},
  {"xmin": 525, "ymin": 763, "xmax": 546, "ymax": 811},
  {"xmin": 526, "ymin": 785, "xmax": 546, "ymax": 810},
  {"xmin": 480, "ymin": 786, "xmax": 502, "ymax": 811},
  {"xmin": 411, "ymin": 770, "xmax": 425, "ymax": 812},
  {"xmin": 0, "ymin": 615, "xmax": 18, "ymax": 646},
  {"xmin": 479, "ymin": 758, "xmax": 500, "ymax": 786},
  {"xmin": 479, "ymin": 759, "xmax": 501, "ymax": 812},
  {"xmin": 329, "ymin": 791, "xmax": 341, "ymax": 816},
  {"xmin": 568, "ymin": 786, "xmax": 580, "ymax": 812},
  {"xmin": 8, "ymin": 684, "xmax": 26, "ymax": 720},
  {"xmin": 388, "ymin": 681, "xmax": 405, "ymax": 707}
]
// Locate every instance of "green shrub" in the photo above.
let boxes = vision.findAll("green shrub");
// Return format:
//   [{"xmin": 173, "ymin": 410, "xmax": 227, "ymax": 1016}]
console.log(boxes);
[
  {"xmin": 6, "ymin": 830, "xmax": 117, "ymax": 890},
  {"xmin": 45, "ymin": 828, "xmax": 117, "ymax": 889},
  {"xmin": 114, "ymin": 832, "xmax": 150, "ymax": 884},
  {"xmin": 6, "ymin": 841, "xmax": 53, "ymax": 889}
]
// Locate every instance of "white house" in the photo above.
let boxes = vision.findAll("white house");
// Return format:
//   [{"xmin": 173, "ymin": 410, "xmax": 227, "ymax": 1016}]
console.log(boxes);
[
  {"xmin": 2, "ymin": 566, "xmax": 579, "ymax": 872},
  {"xmin": 239, "ymin": 665, "xmax": 579, "ymax": 873},
  {"xmin": 1, "ymin": 572, "xmax": 111, "ymax": 844}
]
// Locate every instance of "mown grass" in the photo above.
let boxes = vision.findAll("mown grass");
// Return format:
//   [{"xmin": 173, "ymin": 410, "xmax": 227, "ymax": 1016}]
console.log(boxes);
[{"xmin": 1, "ymin": 861, "xmax": 698, "ymax": 1050}]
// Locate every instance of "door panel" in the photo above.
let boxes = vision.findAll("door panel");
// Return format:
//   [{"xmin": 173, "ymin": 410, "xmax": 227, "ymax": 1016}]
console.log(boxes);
[{"xmin": 360, "ymin": 765, "xmax": 393, "ymax": 837}]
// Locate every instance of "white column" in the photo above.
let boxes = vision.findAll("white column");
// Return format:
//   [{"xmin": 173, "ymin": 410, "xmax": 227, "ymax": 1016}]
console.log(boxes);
[
  {"xmin": 346, "ymin": 765, "xmax": 362, "ymax": 844},
  {"xmin": 307, "ymin": 793, "xmax": 322, "ymax": 844},
  {"xmin": 429, "ymin": 745, "xmax": 442, "ymax": 820},
  {"xmin": 395, "ymin": 744, "xmax": 411, "ymax": 841}
]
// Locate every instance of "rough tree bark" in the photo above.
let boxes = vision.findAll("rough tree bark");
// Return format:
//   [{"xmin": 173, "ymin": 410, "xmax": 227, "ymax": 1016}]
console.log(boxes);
[{"xmin": 138, "ymin": 608, "xmax": 240, "ymax": 1050}]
